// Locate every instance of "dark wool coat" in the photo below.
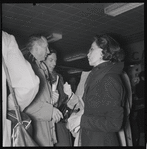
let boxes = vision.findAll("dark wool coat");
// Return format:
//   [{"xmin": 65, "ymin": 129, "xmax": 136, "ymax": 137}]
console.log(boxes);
[
  {"xmin": 80, "ymin": 62, "xmax": 126, "ymax": 146},
  {"xmin": 54, "ymin": 74, "xmax": 72, "ymax": 146}
]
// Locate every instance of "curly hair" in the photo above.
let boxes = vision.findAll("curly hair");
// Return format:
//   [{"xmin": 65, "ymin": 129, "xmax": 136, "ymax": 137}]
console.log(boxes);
[
  {"xmin": 44, "ymin": 47, "xmax": 57, "ymax": 61},
  {"xmin": 49, "ymin": 47, "xmax": 57, "ymax": 55},
  {"xmin": 93, "ymin": 34, "xmax": 125, "ymax": 62}
]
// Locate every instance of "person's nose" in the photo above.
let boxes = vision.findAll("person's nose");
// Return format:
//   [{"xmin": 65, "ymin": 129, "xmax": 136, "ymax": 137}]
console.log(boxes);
[
  {"xmin": 46, "ymin": 47, "xmax": 50, "ymax": 55},
  {"xmin": 87, "ymin": 51, "xmax": 90, "ymax": 59},
  {"xmin": 53, "ymin": 61, "xmax": 56, "ymax": 67}
]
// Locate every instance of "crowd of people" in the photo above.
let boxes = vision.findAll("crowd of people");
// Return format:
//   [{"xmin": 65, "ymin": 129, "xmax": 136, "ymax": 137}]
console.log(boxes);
[{"xmin": 2, "ymin": 31, "xmax": 144, "ymax": 146}]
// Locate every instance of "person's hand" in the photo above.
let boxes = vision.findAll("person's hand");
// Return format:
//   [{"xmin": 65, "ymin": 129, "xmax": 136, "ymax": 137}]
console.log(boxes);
[
  {"xmin": 68, "ymin": 114, "xmax": 82, "ymax": 132},
  {"xmin": 63, "ymin": 82, "xmax": 72, "ymax": 97},
  {"xmin": 52, "ymin": 107, "xmax": 63, "ymax": 123},
  {"xmin": 52, "ymin": 91, "xmax": 59, "ymax": 105}
]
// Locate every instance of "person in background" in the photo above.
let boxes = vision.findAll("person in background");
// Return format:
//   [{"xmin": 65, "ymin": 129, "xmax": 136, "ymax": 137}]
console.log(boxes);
[
  {"xmin": 44, "ymin": 48, "xmax": 72, "ymax": 146},
  {"xmin": 133, "ymin": 71, "xmax": 144, "ymax": 146},
  {"xmin": 128, "ymin": 65, "xmax": 142, "ymax": 146},
  {"xmin": 64, "ymin": 34, "xmax": 127, "ymax": 146},
  {"xmin": 2, "ymin": 31, "xmax": 40, "ymax": 146},
  {"xmin": 135, "ymin": 71, "xmax": 144, "ymax": 102},
  {"xmin": 24, "ymin": 35, "xmax": 63, "ymax": 146}
]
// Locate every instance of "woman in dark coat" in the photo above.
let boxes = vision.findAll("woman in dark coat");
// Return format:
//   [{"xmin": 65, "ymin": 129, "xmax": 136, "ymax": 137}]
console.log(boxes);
[
  {"xmin": 44, "ymin": 48, "xmax": 72, "ymax": 146},
  {"xmin": 65, "ymin": 34, "xmax": 126, "ymax": 146}
]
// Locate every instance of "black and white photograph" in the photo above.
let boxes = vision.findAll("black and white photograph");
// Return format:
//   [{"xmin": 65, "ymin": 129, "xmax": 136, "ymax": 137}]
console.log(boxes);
[{"xmin": 2, "ymin": 3, "xmax": 145, "ymax": 147}]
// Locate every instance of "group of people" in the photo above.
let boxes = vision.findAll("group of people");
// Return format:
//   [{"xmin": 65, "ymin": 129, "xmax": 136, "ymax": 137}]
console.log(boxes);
[{"xmin": 2, "ymin": 30, "xmax": 137, "ymax": 146}]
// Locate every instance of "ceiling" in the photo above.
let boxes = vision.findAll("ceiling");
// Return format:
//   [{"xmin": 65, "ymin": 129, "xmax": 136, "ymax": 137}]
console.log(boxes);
[{"xmin": 2, "ymin": 3, "xmax": 144, "ymax": 77}]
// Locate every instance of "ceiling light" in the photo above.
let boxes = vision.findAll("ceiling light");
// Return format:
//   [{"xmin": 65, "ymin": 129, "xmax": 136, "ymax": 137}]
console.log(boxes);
[
  {"xmin": 64, "ymin": 53, "xmax": 87, "ymax": 62},
  {"xmin": 104, "ymin": 3, "xmax": 144, "ymax": 17},
  {"xmin": 47, "ymin": 33, "xmax": 62, "ymax": 43}
]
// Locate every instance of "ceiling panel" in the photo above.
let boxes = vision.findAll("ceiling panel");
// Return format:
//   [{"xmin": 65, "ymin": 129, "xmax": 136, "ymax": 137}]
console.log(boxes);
[
  {"xmin": 42, "ymin": 20, "xmax": 56, "ymax": 27},
  {"xmin": 29, "ymin": 18, "xmax": 47, "ymax": 25},
  {"xmin": 55, "ymin": 11, "xmax": 72, "ymax": 19},
  {"xmin": 62, "ymin": 6, "xmax": 80, "ymax": 14},
  {"xmin": 14, "ymin": 14, "xmax": 32, "ymax": 22},
  {"xmin": 13, "ymin": 3, "xmax": 33, "ymax": 9},
  {"xmin": 8, "ymin": 6, "xmax": 29, "ymax": 15},
  {"xmin": 2, "ymin": 3, "xmax": 14, "ymax": 10},
  {"xmin": 42, "ymin": 7, "xmax": 60, "ymax": 15},
  {"xmin": 50, "ymin": 3, "xmax": 69, "ymax": 11},
  {"xmin": 97, "ymin": 15, "xmax": 113, "ymax": 23},
  {"xmin": 43, "ymin": 15, "xmax": 63, "ymax": 23},
  {"xmin": 2, "ymin": 12, "xmax": 17, "ymax": 19},
  {"xmin": 27, "ymin": 5, "xmax": 48, "ymax": 13},
  {"xmin": 23, "ymin": 10, "xmax": 40, "ymax": 17},
  {"xmin": 39, "ymin": 3, "xmax": 55, "ymax": 8},
  {"xmin": 59, "ymin": 19, "xmax": 75, "ymax": 26},
  {"xmin": 75, "ymin": 11, "xmax": 91, "ymax": 18},
  {"xmin": 67, "ymin": 15, "xmax": 82, "ymax": 22}
]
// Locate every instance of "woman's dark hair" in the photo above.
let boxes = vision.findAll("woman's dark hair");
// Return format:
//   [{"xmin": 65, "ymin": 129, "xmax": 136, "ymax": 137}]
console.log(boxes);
[
  {"xmin": 93, "ymin": 34, "xmax": 125, "ymax": 62},
  {"xmin": 45, "ymin": 47, "xmax": 58, "ymax": 84},
  {"xmin": 45, "ymin": 47, "xmax": 57, "ymax": 60},
  {"xmin": 49, "ymin": 47, "xmax": 57, "ymax": 55}
]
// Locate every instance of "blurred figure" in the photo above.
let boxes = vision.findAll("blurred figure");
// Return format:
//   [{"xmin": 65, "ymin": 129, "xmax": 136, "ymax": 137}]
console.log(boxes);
[
  {"xmin": 133, "ymin": 71, "xmax": 145, "ymax": 146},
  {"xmin": 44, "ymin": 48, "xmax": 72, "ymax": 146},
  {"xmin": 127, "ymin": 64, "xmax": 143, "ymax": 146},
  {"xmin": 64, "ymin": 34, "xmax": 128, "ymax": 146},
  {"xmin": 24, "ymin": 35, "xmax": 63, "ymax": 146},
  {"xmin": 127, "ymin": 64, "xmax": 141, "ymax": 94},
  {"xmin": 136, "ymin": 71, "xmax": 144, "ymax": 100},
  {"xmin": 2, "ymin": 31, "xmax": 40, "ymax": 146}
]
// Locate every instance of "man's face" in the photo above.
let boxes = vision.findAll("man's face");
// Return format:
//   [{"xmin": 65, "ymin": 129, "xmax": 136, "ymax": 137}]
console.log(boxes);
[{"xmin": 35, "ymin": 37, "xmax": 50, "ymax": 61}]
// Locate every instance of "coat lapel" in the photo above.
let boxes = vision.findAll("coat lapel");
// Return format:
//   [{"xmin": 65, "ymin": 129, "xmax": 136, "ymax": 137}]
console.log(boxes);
[{"xmin": 82, "ymin": 62, "xmax": 114, "ymax": 102}]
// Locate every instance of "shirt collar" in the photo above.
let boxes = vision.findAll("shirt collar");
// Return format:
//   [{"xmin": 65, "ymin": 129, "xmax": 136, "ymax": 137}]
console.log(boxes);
[{"xmin": 92, "ymin": 61, "xmax": 112, "ymax": 71}]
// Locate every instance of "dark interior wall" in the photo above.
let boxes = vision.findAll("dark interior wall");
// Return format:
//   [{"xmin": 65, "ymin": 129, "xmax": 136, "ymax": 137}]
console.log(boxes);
[{"xmin": 2, "ymin": 28, "xmax": 28, "ymax": 50}]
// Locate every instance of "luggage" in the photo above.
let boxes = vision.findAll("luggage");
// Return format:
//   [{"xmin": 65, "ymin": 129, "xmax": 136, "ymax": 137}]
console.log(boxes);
[{"xmin": 3, "ymin": 56, "xmax": 38, "ymax": 146}]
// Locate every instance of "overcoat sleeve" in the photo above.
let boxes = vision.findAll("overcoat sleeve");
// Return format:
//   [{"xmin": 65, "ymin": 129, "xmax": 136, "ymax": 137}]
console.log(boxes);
[
  {"xmin": 28, "ymin": 102, "xmax": 53, "ymax": 121},
  {"xmin": 81, "ymin": 75, "xmax": 124, "ymax": 132}
]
